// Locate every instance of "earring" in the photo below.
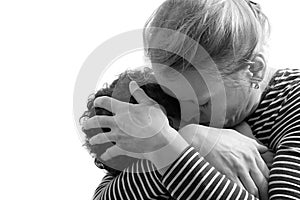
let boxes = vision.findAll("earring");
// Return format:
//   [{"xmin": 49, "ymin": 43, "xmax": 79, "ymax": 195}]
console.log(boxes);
[
  {"xmin": 250, "ymin": 77, "xmax": 261, "ymax": 89},
  {"xmin": 251, "ymin": 82, "xmax": 260, "ymax": 89}
]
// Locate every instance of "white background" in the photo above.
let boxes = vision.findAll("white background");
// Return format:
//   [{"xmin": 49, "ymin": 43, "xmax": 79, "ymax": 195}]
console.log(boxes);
[{"xmin": 0, "ymin": 0, "xmax": 299, "ymax": 199}]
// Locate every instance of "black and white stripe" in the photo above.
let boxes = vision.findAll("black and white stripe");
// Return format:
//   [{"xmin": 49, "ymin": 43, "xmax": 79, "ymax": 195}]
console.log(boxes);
[
  {"xmin": 92, "ymin": 68, "xmax": 300, "ymax": 200},
  {"xmin": 247, "ymin": 68, "xmax": 300, "ymax": 199}
]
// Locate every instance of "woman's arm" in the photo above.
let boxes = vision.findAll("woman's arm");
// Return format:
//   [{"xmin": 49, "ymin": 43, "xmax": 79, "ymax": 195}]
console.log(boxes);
[
  {"xmin": 92, "ymin": 147, "xmax": 261, "ymax": 200},
  {"xmin": 91, "ymin": 138, "xmax": 265, "ymax": 200},
  {"xmin": 159, "ymin": 145, "xmax": 260, "ymax": 200},
  {"xmin": 177, "ymin": 124, "xmax": 269, "ymax": 199},
  {"xmin": 157, "ymin": 123, "xmax": 268, "ymax": 200}
]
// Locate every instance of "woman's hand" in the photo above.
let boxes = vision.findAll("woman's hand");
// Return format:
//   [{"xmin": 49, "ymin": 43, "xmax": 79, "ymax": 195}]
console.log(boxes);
[
  {"xmin": 179, "ymin": 124, "xmax": 269, "ymax": 199},
  {"xmin": 234, "ymin": 122, "xmax": 274, "ymax": 169},
  {"xmin": 83, "ymin": 81, "xmax": 189, "ymax": 170}
]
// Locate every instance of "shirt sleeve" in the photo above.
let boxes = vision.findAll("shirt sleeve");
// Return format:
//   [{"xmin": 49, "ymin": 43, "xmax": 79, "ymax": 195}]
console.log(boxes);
[
  {"xmin": 160, "ymin": 145, "xmax": 259, "ymax": 200},
  {"xmin": 92, "ymin": 146, "xmax": 263, "ymax": 200},
  {"xmin": 92, "ymin": 159, "xmax": 171, "ymax": 200},
  {"xmin": 268, "ymin": 83, "xmax": 300, "ymax": 199}
]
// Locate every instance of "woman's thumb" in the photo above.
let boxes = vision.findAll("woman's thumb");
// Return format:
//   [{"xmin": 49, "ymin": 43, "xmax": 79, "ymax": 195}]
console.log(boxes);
[
  {"xmin": 129, "ymin": 81, "xmax": 156, "ymax": 104},
  {"xmin": 257, "ymin": 143, "xmax": 268, "ymax": 153}
]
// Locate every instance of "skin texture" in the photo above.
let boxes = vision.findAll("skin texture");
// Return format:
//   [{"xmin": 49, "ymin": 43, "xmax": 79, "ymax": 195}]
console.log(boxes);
[
  {"xmin": 84, "ymin": 80, "xmax": 269, "ymax": 198},
  {"xmin": 148, "ymin": 54, "xmax": 276, "ymax": 199},
  {"xmin": 83, "ymin": 56, "xmax": 277, "ymax": 199},
  {"xmin": 85, "ymin": 81, "xmax": 190, "ymax": 171},
  {"xmin": 81, "ymin": 71, "xmax": 182, "ymax": 175},
  {"xmin": 84, "ymin": 1, "xmax": 274, "ymax": 198},
  {"xmin": 152, "ymin": 55, "xmax": 272, "ymax": 128}
]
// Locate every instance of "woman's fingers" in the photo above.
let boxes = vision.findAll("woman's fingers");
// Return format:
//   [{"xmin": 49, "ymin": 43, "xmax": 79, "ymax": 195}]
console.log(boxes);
[
  {"xmin": 255, "ymin": 151, "xmax": 270, "ymax": 179},
  {"xmin": 83, "ymin": 115, "xmax": 116, "ymax": 130},
  {"xmin": 89, "ymin": 132, "xmax": 124, "ymax": 145},
  {"xmin": 100, "ymin": 145, "xmax": 126, "ymax": 161},
  {"xmin": 250, "ymin": 166, "xmax": 269, "ymax": 200},
  {"xmin": 256, "ymin": 142, "xmax": 268, "ymax": 153},
  {"xmin": 239, "ymin": 171, "xmax": 259, "ymax": 197},
  {"xmin": 230, "ymin": 175, "xmax": 245, "ymax": 190},
  {"xmin": 129, "ymin": 81, "xmax": 156, "ymax": 105},
  {"xmin": 94, "ymin": 96, "xmax": 129, "ymax": 114}
]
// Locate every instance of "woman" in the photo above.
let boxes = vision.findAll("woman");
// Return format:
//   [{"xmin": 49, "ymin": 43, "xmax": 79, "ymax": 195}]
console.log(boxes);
[{"xmin": 84, "ymin": 0, "xmax": 300, "ymax": 199}]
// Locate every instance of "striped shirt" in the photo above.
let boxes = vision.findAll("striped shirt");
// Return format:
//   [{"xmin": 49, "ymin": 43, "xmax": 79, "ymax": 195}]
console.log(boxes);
[{"xmin": 92, "ymin": 68, "xmax": 300, "ymax": 200}]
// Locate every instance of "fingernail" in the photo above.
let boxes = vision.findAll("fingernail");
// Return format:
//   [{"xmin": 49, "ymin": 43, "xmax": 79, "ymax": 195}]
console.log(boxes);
[
  {"xmin": 130, "ymin": 81, "xmax": 139, "ymax": 91},
  {"xmin": 100, "ymin": 153, "xmax": 109, "ymax": 161},
  {"xmin": 82, "ymin": 121, "xmax": 88, "ymax": 130},
  {"xmin": 89, "ymin": 137, "xmax": 96, "ymax": 145}
]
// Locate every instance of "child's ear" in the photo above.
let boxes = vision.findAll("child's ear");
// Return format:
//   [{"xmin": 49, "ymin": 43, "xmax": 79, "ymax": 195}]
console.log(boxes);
[{"xmin": 248, "ymin": 54, "xmax": 266, "ymax": 80}]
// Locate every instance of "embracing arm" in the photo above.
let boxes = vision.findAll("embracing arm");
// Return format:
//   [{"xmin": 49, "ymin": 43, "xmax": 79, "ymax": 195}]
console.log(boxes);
[
  {"xmin": 158, "ymin": 145, "xmax": 260, "ymax": 200},
  {"xmin": 92, "ymin": 147, "xmax": 260, "ymax": 200}
]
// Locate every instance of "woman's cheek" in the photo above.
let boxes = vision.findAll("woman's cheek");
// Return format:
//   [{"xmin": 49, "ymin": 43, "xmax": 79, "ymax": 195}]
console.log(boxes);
[
  {"xmin": 229, "ymin": 95, "xmax": 252, "ymax": 126},
  {"xmin": 223, "ymin": 97, "xmax": 243, "ymax": 127}
]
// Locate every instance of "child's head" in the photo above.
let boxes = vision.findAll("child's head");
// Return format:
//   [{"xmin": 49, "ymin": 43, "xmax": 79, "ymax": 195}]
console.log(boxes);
[
  {"xmin": 143, "ymin": 0, "xmax": 271, "ymax": 127},
  {"xmin": 81, "ymin": 68, "xmax": 181, "ymax": 175}
]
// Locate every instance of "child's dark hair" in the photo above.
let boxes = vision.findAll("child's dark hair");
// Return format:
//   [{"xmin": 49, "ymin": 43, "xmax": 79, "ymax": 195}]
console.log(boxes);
[{"xmin": 80, "ymin": 68, "xmax": 181, "ymax": 176}]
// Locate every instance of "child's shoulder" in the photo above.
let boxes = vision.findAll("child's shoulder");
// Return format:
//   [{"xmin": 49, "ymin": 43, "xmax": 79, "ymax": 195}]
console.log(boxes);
[
  {"xmin": 258, "ymin": 68, "xmax": 300, "ymax": 105},
  {"xmin": 263, "ymin": 68, "xmax": 300, "ymax": 116},
  {"xmin": 269, "ymin": 68, "xmax": 300, "ymax": 90},
  {"xmin": 260, "ymin": 68, "xmax": 300, "ymax": 108}
]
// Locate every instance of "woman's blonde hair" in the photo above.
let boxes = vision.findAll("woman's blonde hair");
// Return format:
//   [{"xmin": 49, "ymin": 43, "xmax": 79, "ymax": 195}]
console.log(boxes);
[{"xmin": 143, "ymin": 0, "xmax": 270, "ymax": 75}]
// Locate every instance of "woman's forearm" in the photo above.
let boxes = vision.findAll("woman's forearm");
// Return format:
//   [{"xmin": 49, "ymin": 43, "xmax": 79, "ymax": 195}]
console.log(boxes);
[{"xmin": 159, "ymin": 145, "xmax": 259, "ymax": 199}]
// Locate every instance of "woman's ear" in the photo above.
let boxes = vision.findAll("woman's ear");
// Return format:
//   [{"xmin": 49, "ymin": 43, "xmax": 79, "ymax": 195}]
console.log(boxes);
[{"xmin": 248, "ymin": 54, "xmax": 267, "ymax": 81}]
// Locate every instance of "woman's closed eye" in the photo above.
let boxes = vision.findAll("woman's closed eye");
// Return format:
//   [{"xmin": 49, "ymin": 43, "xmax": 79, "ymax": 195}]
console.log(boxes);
[{"xmin": 200, "ymin": 100, "xmax": 210, "ymax": 109}]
